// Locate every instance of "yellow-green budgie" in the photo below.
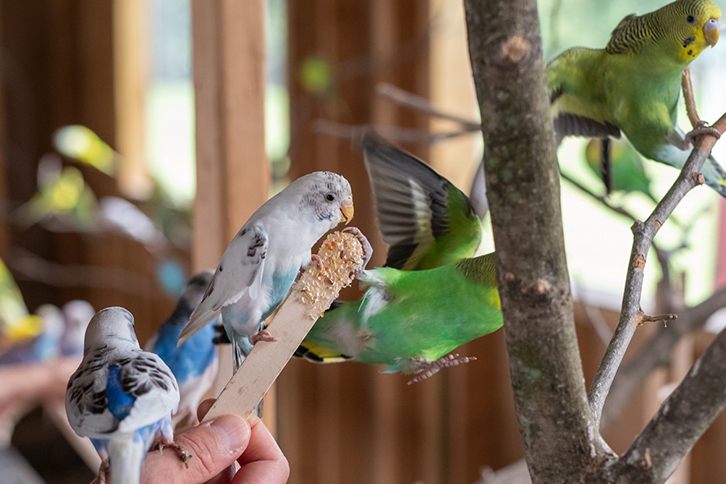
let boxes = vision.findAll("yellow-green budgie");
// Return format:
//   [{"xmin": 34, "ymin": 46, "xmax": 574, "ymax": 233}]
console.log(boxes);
[
  {"xmin": 0, "ymin": 258, "xmax": 42, "ymax": 350},
  {"xmin": 549, "ymin": 0, "xmax": 725, "ymax": 196},
  {"xmin": 13, "ymin": 156, "xmax": 97, "ymax": 229},
  {"xmin": 53, "ymin": 125, "xmax": 117, "ymax": 176}
]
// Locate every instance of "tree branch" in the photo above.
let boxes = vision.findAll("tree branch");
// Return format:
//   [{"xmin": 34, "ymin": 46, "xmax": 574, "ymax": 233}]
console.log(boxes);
[
  {"xmin": 601, "ymin": 285, "xmax": 726, "ymax": 429},
  {"xmin": 610, "ymin": 325, "xmax": 726, "ymax": 483},
  {"xmin": 463, "ymin": 0, "xmax": 605, "ymax": 481},
  {"xmin": 588, "ymin": 112, "xmax": 726, "ymax": 426},
  {"xmin": 375, "ymin": 82, "xmax": 483, "ymax": 129}
]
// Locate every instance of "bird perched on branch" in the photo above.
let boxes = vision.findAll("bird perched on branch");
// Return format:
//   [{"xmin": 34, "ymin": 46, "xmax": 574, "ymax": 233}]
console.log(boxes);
[
  {"xmin": 294, "ymin": 133, "xmax": 503, "ymax": 382},
  {"xmin": 147, "ymin": 271, "xmax": 218, "ymax": 428},
  {"xmin": 178, "ymin": 171, "xmax": 358, "ymax": 371},
  {"xmin": 548, "ymin": 0, "xmax": 725, "ymax": 195},
  {"xmin": 66, "ymin": 307, "xmax": 188, "ymax": 484}
]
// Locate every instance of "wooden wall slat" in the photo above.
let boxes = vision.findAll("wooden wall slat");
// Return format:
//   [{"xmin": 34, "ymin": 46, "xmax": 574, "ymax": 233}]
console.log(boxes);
[{"xmin": 190, "ymin": 0, "xmax": 271, "ymax": 428}]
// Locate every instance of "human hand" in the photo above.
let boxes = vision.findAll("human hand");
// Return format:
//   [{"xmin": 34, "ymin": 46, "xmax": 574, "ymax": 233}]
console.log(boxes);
[{"xmin": 90, "ymin": 399, "xmax": 289, "ymax": 484}]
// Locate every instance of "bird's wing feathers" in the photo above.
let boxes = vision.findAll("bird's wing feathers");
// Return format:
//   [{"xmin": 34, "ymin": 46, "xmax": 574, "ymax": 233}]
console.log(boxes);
[
  {"xmin": 66, "ymin": 345, "xmax": 116, "ymax": 437},
  {"xmin": 113, "ymin": 351, "xmax": 179, "ymax": 433},
  {"xmin": 547, "ymin": 48, "xmax": 621, "ymax": 145},
  {"xmin": 66, "ymin": 346, "xmax": 178, "ymax": 438},
  {"xmin": 178, "ymin": 225, "xmax": 268, "ymax": 344},
  {"xmin": 361, "ymin": 132, "xmax": 480, "ymax": 270}
]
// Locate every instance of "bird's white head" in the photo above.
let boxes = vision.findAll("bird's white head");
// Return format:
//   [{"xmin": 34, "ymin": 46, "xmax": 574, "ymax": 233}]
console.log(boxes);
[
  {"xmin": 63, "ymin": 300, "xmax": 95, "ymax": 333},
  {"xmin": 291, "ymin": 171, "xmax": 354, "ymax": 230},
  {"xmin": 35, "ymin": 304, "xmax": 65, "ymax": 340},
  {"xmin": 83, "ymin": 306, "xmax": 139, "ymax": 352}
]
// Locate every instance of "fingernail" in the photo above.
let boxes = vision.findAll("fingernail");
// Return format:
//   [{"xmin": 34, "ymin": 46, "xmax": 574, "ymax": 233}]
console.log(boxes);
[{"xmin": 210, "ymin": 415, "xmax": 249, "ymax": 453}]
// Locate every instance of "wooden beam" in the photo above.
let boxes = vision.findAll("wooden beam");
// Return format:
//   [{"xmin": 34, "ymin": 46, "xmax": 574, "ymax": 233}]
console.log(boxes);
[
  {"xmin": 113, "ymin": 0, "xmax": 149, "ymax": 198},
  {"xmin": 190, "ymin": 0, "xmax": 271, "ymax": 429}
]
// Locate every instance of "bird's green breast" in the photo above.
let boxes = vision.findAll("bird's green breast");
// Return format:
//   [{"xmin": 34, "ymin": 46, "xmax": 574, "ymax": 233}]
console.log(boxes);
[{"xmin": 353, "ymin": 261, "xmax": 502, "ymax": 365}]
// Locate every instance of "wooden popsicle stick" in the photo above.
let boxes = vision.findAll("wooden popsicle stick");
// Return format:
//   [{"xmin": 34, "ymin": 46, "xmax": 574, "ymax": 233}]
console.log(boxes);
[{"xmin": 203, "ymin": 230, "xmax": 365, "ymax": 422}]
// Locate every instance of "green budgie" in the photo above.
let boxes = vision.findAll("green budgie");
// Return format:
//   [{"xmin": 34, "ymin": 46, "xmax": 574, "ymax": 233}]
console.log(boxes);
[
  {"xmin": 0, "ymin": 258, "xmax": 43, "ymax": 351},
  {"xmin": 294, "ymin": 133, "xmax": 503, "ymax": 381},
  {"xmin": 549, "ymin": 0, "xmax": 725, "ymax": 196}
]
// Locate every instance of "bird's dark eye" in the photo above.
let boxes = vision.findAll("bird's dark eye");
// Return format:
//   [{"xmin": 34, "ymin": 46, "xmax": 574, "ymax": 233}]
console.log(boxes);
[
  {"xmin": 687, "ymin": 15, "xmax": 696, "ymax": 25},
  {"xmin": 326, "ymin": 193, "xmax": 335, "ymax": 202}
]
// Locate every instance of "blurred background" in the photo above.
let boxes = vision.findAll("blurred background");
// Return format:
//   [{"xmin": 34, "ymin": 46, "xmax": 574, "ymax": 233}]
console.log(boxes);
[{"xmin": 1, "ymin": 0, "xmax": 726, "ymax": 483}]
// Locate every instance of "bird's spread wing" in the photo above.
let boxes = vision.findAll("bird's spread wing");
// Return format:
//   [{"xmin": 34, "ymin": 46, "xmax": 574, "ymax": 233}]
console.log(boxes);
[
  {"xmin": 360, "ymin": 132, "xmax": 481, "ymax": 270},
  {"xmin": 547, "ymin": 48, "xmax": 621, "ymax": 145},
  {"xmin": 178, "ymin": 225, "xmax": 268, "ymax": 345}
]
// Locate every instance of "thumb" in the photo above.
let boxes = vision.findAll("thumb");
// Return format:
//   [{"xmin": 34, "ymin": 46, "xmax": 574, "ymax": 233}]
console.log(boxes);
[{"xmin": 142, "ymin": 415, "xmax": 251, "ymax": 484}]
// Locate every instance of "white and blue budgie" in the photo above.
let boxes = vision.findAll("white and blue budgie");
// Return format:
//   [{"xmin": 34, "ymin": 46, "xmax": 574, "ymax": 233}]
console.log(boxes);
[
  {"xmin": 147, "ymin": 271, "xmax": 218, "ymax": 428},
  {"xmin": 66, "ymin": 307, "xmax": 189, "ymax": 484},
  {"xmin": 60, "ymin": 300, "xmax": 95, "ymax": 357},
  {"xmin": 178, "ymin": 171, "xmax": 356, "ymax": 370}
]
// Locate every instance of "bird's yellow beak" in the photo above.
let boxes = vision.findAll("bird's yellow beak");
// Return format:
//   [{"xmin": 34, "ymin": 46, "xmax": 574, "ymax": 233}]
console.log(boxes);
[
  {"xmin": 704, "ymin": 18, "xmax": 720, "ymax": 47},
  {"xmin": 340, "ymin": 197, "xmax": 354, "ymax": 225}
]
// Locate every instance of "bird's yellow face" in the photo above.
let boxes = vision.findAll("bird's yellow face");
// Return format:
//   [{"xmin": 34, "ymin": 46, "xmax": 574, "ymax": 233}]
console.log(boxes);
[{"xmin": 669, "ymin": 0, "xmax": 722, "ymax": 62}]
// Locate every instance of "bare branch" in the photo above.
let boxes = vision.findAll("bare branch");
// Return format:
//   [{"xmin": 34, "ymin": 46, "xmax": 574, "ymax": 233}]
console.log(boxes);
[
  {"xmin": 611, "ymin": 325, "xmax": 726, "ymax": 482},
  {"xmin": 588, "ymin": 112, "xmax": 726, "ymax": 426},
  {"xmin": 682, "ymin": 67, "xmax": 701, "ymax": 129},
  {"xmin": 375, "ymin": 83, "xmax": 482, "ymax": 129},
  {"xmin": 560, "ymin": 172, "xmax": 638, "ymax": 222},
  {"xmin": 601, "ymin": 285, "xmax": 726, "ymax": 429},
  {"xmin": 314, "ymin": 120, "xmax": 472, "ymax": 144}
]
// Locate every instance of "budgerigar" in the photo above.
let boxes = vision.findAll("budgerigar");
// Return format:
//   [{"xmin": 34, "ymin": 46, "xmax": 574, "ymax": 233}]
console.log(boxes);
[
  {"xmin": 178, "ymin": 171, "xmax": 358, "ymax": 371},
  {"xmin": 66, "ymin": 307, "xmax": 188, "ymax": 484},
  {"xmin": 13, "ymin": 154, "xmax": 97, "ymax": 229},
  {"xmin": 549, "ymin": 0, "xmax": 725, "ymax": 195},
  {"xmin": 147, "ymin": 271, "xmax": 218, "ymax": 428},
  {"xmin": 0, "ymin": 305, "xmax": 65, "ymax": 366},
  {"xmin": 60, "ymin": 300, "xmax": 95, "ymax": 357},
  {"xmin": 294, "ymin": 133, "xmax": 503, "ymax": 382},
  {"xmin": 0, "ymin": 258, "xmax": 43, "ymax": 350}
]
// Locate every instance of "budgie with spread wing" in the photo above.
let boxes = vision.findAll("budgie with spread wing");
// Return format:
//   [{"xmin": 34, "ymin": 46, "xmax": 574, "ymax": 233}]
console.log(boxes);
[
  {"xmin": 66, "ymin": 307, "xmax": 187, "ymax": 484},
  {"xmin": 178, "ymin": 171, "xmax": 359, "ymax": 371},
  {"xmin": 294, "ymin": 133, "xmax": 503, "ymax": 381}
]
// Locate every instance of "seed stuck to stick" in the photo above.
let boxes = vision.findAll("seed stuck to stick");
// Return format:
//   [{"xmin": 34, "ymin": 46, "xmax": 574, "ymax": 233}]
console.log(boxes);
[{"xmin": 299, "ymin": 231, "xmax": 365, "ymax": 318}]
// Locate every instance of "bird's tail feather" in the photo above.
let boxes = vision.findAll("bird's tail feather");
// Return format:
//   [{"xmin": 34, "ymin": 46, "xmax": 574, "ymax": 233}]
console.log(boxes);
[
  {"xmin": 701, "ymin": 155, "xmax": 726, "ymax": 198},
  {"xmin": 108, "ymin": 439, "xmax": 145, "ymax": 484},
  {"xmin": 294, "ymin": 341, "xmax": 352, "ymax": 364},
  {"xmin": 177, "ymin": 308, "xmax": 218, "ymax": 346}
]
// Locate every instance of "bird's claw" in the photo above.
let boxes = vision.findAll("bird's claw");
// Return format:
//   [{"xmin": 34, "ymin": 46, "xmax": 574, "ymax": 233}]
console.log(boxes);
[
  {"xmin": 684, "ymin": 122, "xmax": 721, "ymax": 148},
  {"xmin": 159, "ymin": 441, "xmax": 193, "ymax": 469},
  {"xmin": 407, "ymin": 354, "xmax": 477, "ymax": 385},
  {"xmin": 342, "ymin": 226, "xmax": 373, "ymax": 277},
  {"xmin": 98, "ymin": 460, "xmax": 109, "ymax": 484},
  {"xmin": 250, "ymin": 329, "xmax": 275, "ymax": 345}
]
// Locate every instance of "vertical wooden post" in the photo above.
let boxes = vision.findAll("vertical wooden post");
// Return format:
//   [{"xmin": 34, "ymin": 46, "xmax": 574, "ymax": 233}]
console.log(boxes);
[
  {"xmin": 190, "ymin": 0, "xmax": 271, "ymax": 429},
  {"xmin": 113, "ymin": 0, "xmax": 149, "ymax": 199}
]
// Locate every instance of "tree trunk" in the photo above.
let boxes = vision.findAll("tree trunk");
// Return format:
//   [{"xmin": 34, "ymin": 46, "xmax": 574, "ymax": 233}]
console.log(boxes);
[{"xmin": 462, "ymin": 0, "xmax": 609, "ymax": 481}]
